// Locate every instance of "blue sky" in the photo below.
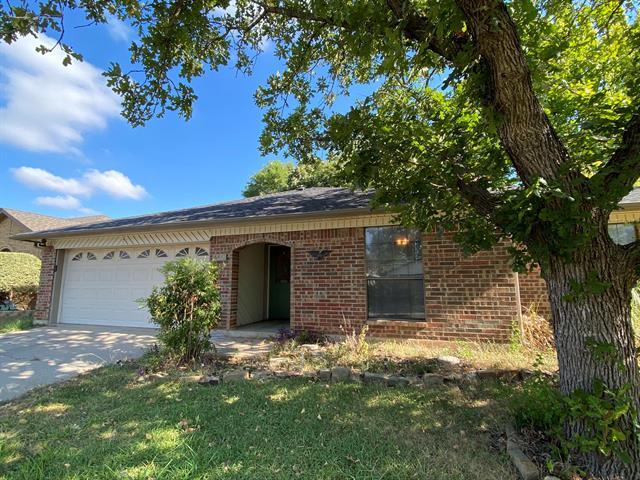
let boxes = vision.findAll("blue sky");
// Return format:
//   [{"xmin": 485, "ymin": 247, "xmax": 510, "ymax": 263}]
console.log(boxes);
[{"xmin": 0, "ymin": 14, "xmax": 337, "ymax": 219}]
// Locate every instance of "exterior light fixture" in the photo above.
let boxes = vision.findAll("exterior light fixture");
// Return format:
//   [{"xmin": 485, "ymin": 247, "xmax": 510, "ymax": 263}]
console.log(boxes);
[{"xmin": 395, "ymin": 237, "xmax": 410, "ymax": 247}]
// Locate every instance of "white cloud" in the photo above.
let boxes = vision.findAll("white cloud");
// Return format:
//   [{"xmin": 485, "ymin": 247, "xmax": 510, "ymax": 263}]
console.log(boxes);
[
  {"xmin": 35, "ymin": 195, "xmax": 82, "ymax": 210},
  {"xmin": 106, "ymin": 16, "xmax": 133, "ymax": 42},
  {"xmin": 12, "ymin": 167, "xmax": 90, "ymax": 196},
  {"xmin": 83, "ymin": 169, "xmax": 147, "ymax": 200},
  {"xmin": 0, "ymin": 34, "xmax": 120, "ymax": 154},
  {"xmin": 35, "ymin": 195, "xmax": 98, "ymax": 214},
  {"xmin": 12, "ymin": 166, "xmax": 148, "ymax": 212}
]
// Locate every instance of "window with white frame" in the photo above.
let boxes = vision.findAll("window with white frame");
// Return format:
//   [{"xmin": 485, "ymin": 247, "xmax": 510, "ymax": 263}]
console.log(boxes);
[{"xmin": 365, "ymin": 227, "xmax": 425, "ymax": 319}]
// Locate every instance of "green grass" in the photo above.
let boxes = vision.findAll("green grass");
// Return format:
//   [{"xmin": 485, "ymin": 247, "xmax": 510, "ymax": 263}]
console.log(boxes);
[
  {"xmin": 0, "ymin": 361, "xmax": 516, "ymax": 480},
  {"xmin": 0, "ymin": 315, "xmax": 33, "ymax": 333}
]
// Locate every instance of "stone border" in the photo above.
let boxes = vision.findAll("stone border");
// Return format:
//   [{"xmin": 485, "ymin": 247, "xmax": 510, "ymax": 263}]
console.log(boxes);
[
  {"xmin": 505, "ymin": 424, "xmax": 539, "ymax": 480},
  {"xmin": 198, "ymin": 365, "xmax": 539, "ymax": 388}
]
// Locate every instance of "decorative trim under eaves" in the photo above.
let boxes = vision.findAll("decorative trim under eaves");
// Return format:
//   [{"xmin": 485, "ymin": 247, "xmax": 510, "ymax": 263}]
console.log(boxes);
[
  {"xmin": 610, "ymin": 209, "xmax": 640, "ymax": 224},
  {"xmin": 51, "ymin": 213, "xmax": 397, "ymax": 249}
]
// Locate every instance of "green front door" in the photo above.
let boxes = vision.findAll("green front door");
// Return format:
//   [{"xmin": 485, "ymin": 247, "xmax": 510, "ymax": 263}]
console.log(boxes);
[{"xmin": 268, "ymin": 246, "xmax": 291, "ymax": 320}]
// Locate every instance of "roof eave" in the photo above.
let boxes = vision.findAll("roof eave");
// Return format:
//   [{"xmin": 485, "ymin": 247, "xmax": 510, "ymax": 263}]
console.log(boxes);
[
  {"xmin": 10, "ymin": 207, "xmax": 386, "ymax": 242},
  {"xmin": 620, "ymin": 202, "xmax": 640, "ymax": 211}
]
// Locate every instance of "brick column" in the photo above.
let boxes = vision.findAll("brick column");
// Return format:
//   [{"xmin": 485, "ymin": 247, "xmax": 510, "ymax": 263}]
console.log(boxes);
[{"xmin": 34, "ymin": 246, "xmax": 55, "ymax": 324}]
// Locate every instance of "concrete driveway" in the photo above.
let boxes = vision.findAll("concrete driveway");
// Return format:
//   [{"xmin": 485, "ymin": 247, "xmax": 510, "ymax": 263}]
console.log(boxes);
[{"xmin": 0, "ymin": 325, "xmax": 157, "ymax": 403}]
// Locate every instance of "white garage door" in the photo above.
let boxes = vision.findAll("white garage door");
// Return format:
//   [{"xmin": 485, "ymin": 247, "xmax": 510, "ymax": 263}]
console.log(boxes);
[{"xmin": 58, "ymin": 245, "xmax": 210, "ymax": 328}]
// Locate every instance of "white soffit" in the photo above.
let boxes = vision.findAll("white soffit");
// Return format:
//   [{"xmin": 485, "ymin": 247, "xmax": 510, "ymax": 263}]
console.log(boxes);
[{"xmin": 51, "ymin": 213, "xmax": 397, "ymax": 249}]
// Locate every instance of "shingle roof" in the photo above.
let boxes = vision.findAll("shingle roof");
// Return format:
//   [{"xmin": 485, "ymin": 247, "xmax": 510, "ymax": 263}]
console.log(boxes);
[
  {"xmin": 1, "ymin": 208, "xmax": 109, "ymax": 233},
  {"xmin": 11, "ymin": 186, "xmax": 638, "ymax": 241},
  {"xmin": 13, "ymin": 187, "xmax": 375, "ymax": 240},
  {"xmin": 620, "ymin": 187, "xmax": 640, "ymax": 208}
]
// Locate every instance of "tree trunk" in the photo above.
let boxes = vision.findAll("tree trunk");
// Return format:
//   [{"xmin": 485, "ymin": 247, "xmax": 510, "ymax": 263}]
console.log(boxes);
[{"xmin": 545, "ymin": 237, "xmax": 640, "ymax": 479}]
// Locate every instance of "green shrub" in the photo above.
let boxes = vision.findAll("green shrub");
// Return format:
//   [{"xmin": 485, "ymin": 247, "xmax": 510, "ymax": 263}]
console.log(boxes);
[
  {"xmin": 510, "ymin": 374, "xmax": 564, "ymax": 438},
  {"xmin": 142, "ymin": 258, "xmax": 221, "ymax": 364},
  {"xmin": 0, "ymin": 252, "xmax": 41, "ymax": 304},
  {"xmin": 0, "ymin": 315, "xmax": 33, "ymax": 333},
  {"xmin": 510, "ymin": 373, "xmax": 638, "ymax": 462}
]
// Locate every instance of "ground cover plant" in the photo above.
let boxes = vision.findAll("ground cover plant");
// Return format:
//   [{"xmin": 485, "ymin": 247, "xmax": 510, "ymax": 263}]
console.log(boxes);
[{"xmin": 0, "ymin": 315, "xmax": 33, "ymax": 334}]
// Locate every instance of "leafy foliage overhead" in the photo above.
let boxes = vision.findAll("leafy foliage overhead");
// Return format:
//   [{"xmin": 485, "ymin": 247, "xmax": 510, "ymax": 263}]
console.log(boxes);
[
  {"xmin": 243, "ymin": 158, "xmax": 348, "ymax": 197},
  {"xmin": 243, "ymin": 160, "xmax": 293, "ymax": 197},
  {"xmin": 1, "ymin": 0, "xmax": 637, "ymax": 267}
]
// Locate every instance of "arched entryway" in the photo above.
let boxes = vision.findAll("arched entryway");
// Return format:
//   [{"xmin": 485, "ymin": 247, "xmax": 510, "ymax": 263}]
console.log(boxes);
[{"xmin": 232, "ymin": 242, "xmax": 292, "ymax": 333}]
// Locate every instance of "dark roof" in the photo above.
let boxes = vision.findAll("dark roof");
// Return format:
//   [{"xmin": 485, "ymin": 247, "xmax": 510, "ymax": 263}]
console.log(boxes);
[
  {"xmin": 0, "ymin": 208, "xmax": 109, "ymax": 232},
  {"xmin": 620, "ymin": 187, "xmax": 640, "ymax": 208},
  {"xmin": 12, "ymin": 185, "xmax": 638, "ymax": 241},
  {"xmin": 14, "ymin": 188, "xmax": 375, "ymax": 240}
]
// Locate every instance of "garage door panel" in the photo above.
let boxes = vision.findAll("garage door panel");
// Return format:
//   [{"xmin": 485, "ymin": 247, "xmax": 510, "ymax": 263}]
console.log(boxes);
[{"xmin": 59, "ymin": 245, "xmax": 208, "ymax": 327}]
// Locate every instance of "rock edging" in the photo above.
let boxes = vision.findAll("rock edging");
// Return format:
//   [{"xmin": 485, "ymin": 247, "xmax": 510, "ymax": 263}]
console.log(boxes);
[
  {"xmin": 505, "ymin": 424, "xmax": 539, "ymax": 480},
  {"xmin": 203, "ymin": 363, "xmax": 539, "ymax": 388}
]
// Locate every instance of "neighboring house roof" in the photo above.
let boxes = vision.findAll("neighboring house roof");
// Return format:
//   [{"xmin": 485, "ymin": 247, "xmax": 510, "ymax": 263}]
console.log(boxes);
[
  {"xmin": 0, "ymin": 208, "xmax": 109, "ymax": 233},
  {"xmin": 620, "ymin": 187, "xmax": 640, "ymax": 209},
  {"xmin": 13, "ymin": 188, "xmax": 375, "ymax": 240}
]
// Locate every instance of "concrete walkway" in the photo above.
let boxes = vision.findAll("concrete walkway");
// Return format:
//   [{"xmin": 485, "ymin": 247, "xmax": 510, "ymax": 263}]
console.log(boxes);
[
  {"xmin": 211, "ymin": 330, "xmax": 275, "ymax": 359},
  {"xmin": 0, "ymin": 325, "xmax": 157, "ymax": 402},
  {"xmin": 0, "ymin": 325, "xmax": 277, "ymax": 403}
]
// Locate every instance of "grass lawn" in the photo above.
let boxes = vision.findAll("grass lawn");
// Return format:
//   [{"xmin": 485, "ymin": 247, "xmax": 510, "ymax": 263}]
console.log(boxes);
[
  {"xmin": 356, "ymin": 339, "xmax": 557, "ymax": 371},
  {"xmin": 0, "ymin": 360, "xmax": 517, "ymax": 480},
  {"xmin": 275, "ymin": 337, "xmax": 559, "ymax": 377},
  {"xmin": 0, "ymin": 315, "xmax": 33, "ymax": 334}
]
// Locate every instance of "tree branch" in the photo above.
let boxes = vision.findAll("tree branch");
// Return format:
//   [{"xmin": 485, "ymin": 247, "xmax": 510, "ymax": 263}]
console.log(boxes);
[
  {"xmin": 591, "ymin": 112, "xmax": 640, "ymax": 206},
  {"xmin": 258, "ymin": 0, "xmax": 577, "ymax": 190},
  {"xmin": 455, "ymin": 178, "xmax": 501, "ymax": 217},
  {"xmin": 454, "ymin": 0, "xmax": 573, "ymax": 186},
  {"xmin": 450, "ymin": 157, "xmax": 502, "ymax": 217},
  {"xmin": 385, "ymin": 0, "xmax": 469, "ymax": 62},
  {"xmin": 257, "ymin": 1, "xmax": 466, "ymax": 63},
  {"xmin": 621, "ymin": 238, "xmax": 640, "ymax": 279},
  {"xmin": 258, "ymin": 3, "xmax": 351, "ymax": 29}
]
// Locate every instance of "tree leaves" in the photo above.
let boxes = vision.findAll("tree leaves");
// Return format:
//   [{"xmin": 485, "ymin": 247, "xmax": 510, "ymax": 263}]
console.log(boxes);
[{"xmin": 2, "ymin": 0, "xmax": 638, "ymax": 263}]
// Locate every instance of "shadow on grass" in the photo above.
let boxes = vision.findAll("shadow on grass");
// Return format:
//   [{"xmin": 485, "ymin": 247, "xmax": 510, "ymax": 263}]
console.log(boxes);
[{"xmin": 0, "ymin": 364, "xmax": 517, "ymax": 480}]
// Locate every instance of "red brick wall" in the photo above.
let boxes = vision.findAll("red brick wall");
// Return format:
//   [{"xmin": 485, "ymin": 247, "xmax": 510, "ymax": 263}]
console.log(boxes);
[
  {"xmin": 210, "ymin": 228, "xmax": 367, "ymax": 334},
  {"xmin": 32, "ymin": 227, "xmax": 525, "ymax": 342},
  {"xmin": 34, "ymin": 246, "xmax": 55, "ymax": 322},
  {"xmin": 366, "ymin": 233, "xmax": 517, "ymax": 342},
  {"xmin": 518, "ymin": 268, "xmax": 552, "ymax": 319},
  {"xmin": 211, "ymin": 228, "xmax": 519, "ymax": 342}
]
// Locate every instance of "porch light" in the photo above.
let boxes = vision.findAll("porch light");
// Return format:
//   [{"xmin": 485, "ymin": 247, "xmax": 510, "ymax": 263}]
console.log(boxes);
[{"xmin": 395, "ymin": 236, "xmax": 410, "ymax": 247}]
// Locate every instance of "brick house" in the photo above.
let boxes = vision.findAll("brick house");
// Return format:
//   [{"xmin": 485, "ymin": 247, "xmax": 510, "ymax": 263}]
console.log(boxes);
[{"xmin": 13, "ymin": 187, "xmax": 640, "ymax": 341}]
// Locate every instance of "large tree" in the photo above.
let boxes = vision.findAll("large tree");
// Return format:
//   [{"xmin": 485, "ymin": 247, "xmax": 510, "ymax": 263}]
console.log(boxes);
[
  {"xmin": 2, "ymin": 0, "xmax": 639, "ymax": 476},
  {"xmin": 243, "ymin": 160, "xmax": 294, "ymax": 197},
  {"xmin": 243, "ymin": 158, "xmax": 348, "ymax": 196}
]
